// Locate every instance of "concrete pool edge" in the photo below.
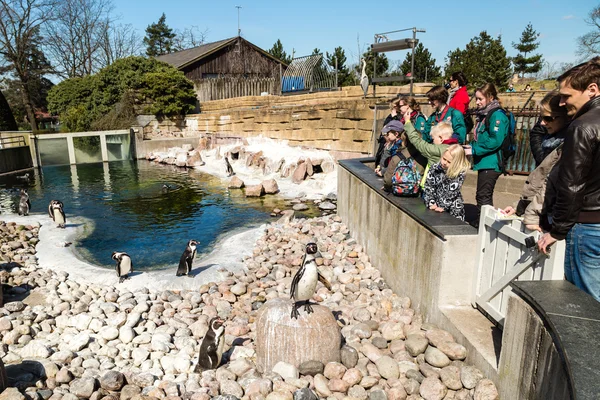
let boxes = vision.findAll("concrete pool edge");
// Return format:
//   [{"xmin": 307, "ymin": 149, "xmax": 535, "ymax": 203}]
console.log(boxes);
[{"xmin": 2, "ymin": 213, "xmax": 265, "ymax": 291}]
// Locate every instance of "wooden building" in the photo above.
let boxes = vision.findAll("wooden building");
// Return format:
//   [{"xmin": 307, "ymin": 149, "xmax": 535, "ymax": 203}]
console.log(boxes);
[{"xmin": 157, "ymin": 37, "xmax": 286, "ymax": 102}]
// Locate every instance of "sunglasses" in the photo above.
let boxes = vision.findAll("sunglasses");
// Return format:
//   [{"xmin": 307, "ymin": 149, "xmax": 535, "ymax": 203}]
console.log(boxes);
[{"xmin": 541, "ymin": 116, "xmax": 558, "ymax": 123}]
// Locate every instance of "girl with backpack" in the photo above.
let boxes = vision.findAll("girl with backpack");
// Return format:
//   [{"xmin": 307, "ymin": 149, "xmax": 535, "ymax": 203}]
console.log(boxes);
[
  {"xmin": 423, "ymin": 144, "xmax": 471, "ymax": 221},
  {"xmin": 463, "ymin": 83, "xmax": 509, "ymax": 226}
]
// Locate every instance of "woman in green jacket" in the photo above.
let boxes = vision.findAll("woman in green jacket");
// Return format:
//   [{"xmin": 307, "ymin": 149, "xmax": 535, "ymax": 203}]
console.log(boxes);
[
  {"xmin": 464, "ymin": 83, "xmax": 508, "ymax": 225},
  {"xmin": 424, "ymin": 86, "xmax": 467, "ymax": 144},
  {"xmin": 398, "ymin": 96, "xmax": 428, "ymax": 141}
]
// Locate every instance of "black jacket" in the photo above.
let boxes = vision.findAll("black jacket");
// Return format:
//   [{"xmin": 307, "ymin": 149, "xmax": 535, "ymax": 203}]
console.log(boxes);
[
  {"xmin": 529, "ymin": 120, "xmax": 548, "ymax": 167},
  {"xmin": 551, "ymin": 96, "xmax": 600, "ymax": 240}
]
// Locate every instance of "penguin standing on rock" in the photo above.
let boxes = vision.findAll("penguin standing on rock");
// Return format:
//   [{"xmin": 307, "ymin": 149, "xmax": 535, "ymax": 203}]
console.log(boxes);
[
  {"xmin": 112, "ymin": 251, "xmax": 133, "ymax": 283},
  {"xmin": 194, "ymin": 317, "xmax": 225, "ymax": 372},
  {"xmin": 224, "ymin": 156, "xmax": 234, "ymax": 177},
  {"xmin": 48, "ymin": 200, "xmax": 66, "ymax": 228},
  {"xmin": 176, "ymin": 240, "xmax": 198, "ymax": 277},
  {"xmin": 18, "ymin": 189, "xmax": 30, "ymax": 216},
  {"xmin": 290, "ymin": 242, "xmax": 331, "ymax": 319}
]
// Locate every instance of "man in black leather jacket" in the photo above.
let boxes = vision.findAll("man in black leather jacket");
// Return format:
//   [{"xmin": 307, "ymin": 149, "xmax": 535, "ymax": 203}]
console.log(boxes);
[{"xmin": 538, "ymin": 57, "xmax": 600, "ymax": 301}]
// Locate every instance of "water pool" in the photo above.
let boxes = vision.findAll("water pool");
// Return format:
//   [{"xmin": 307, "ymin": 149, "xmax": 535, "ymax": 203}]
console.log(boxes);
[{"xmin": 0, "ymin": 161, "xmax": 318, "ymax": 270}]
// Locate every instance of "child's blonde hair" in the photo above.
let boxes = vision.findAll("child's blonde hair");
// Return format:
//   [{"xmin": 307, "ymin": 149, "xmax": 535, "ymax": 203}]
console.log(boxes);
[
  {"xmin": 444, "ymin": 144, "xmax": 471, "ymax": 178},
  {"xmin": 430, "ymin": 122, "xmax": 453, "ymax": 141}
]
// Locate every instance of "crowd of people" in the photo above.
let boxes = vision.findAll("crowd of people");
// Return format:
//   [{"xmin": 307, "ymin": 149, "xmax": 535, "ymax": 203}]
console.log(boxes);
[{"xmin": 375, "ymin": 57, "xmax": 600, "ymax": 301}]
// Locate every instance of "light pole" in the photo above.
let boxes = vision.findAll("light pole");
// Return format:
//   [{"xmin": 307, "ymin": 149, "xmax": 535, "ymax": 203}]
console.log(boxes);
[{"xmin": 235, "ymin": 6, "xmax": 242, "ymax": 36}]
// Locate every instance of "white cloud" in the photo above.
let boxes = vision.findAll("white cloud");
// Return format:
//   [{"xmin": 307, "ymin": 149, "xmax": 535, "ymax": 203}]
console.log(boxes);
[{"xmin": 562, "ymin": 15, "xmax": 575, "ymax": 20}]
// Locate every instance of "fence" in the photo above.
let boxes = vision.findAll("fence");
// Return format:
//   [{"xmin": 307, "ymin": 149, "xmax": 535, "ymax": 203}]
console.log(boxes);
[
  {"xmin": 194, "ymin": 77, "xmax": 280, "ymax": 102},
  {"xmin": 0, "ymin": 135, "xmax": 25, "ymax": 149},
  {"xmin": 504, "ymin": 106, "xmax": 539, "ymax": 175},
  {"xmin": 472, "ymin": 205, "xmax": 565, "ymax": 327}
]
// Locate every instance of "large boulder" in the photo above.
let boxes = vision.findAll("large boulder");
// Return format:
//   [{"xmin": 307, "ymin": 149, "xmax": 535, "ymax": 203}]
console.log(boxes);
[
  {"xmin": 262, "ymin": 179, "xmax": 280, "ymax": 194},
  {"xmin": 228, "ymin": 176, "xmax": 245, "ymax": 189},
  {"xmin": 292, "ymin": 163, "xmax": 307, "ymax": 184},
  {"xmin": 255, "ymin": 298, "xmax": 341, "ymax": 373},
  {"xmin": 186, "ymin": 151, "xmax": 205, "ymax": 167},
  {"xmin": 175, "ymin": 152, "xmax": 188, "ymax": 167},
  {"xmin": 245, "ymin": 184, "xmax": 264, "ymax": 197}
]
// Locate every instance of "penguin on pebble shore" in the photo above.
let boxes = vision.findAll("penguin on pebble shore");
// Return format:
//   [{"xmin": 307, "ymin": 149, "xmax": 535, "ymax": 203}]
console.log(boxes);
[
  {"xmin": 225, "ymin": 156, "xmax": 234, "ymax": 177},
  {"xmin": 176, "ymin": 239, "xmax": 198, "ymax": 277},
  {"xmin": 18, "ymin": 189, "xmax": 30, "ymax": 216},
  {"xmin": 48, "ymin": 200, "xmax": 66, "ymax": 228},
  {"xmin": 112, "ymin": 251, "xmax": 133, "ymax": 283},
  {"xmin": 290, "ymin": 242, "xmax": 331, "ymax": 319},
  {"xmin": 193, "ymin": 316, "xmax": 225, "ymax": 372}
]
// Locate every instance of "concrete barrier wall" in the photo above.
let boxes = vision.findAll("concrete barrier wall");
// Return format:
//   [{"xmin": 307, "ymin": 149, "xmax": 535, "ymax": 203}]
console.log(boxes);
[
  {"xmin": 337, "ymin": 158, "xmax": 504, "ymax": 383},
  {"xmin": 0, "ymin": 146, "xmax": 33, "ymax": 174}
]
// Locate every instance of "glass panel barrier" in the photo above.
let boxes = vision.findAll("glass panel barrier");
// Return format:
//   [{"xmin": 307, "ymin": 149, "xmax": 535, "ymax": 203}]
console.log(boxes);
[
  {"xmin": 74, "ymin": 136, "xmax": 102, "ymax": 163},
  {"xmin": 38, "ymin": 138, "xmax": 70, "ymax": 165},
  {"xmin": 107, "ymin": 134, "xmax": 132, "ymax": 161}
]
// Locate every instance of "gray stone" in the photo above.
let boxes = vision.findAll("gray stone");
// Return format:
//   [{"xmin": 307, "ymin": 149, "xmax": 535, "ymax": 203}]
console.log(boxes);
[
  {"xmin": 372, "ymin": 337, "xmax": 388, "ymax": 349},
  {"xmin": 298, "ymin": 360, "xmax": 324, "ymax": 376},
  {"xmin": 340, "ymin": 345, "xmax": 359, "ymax": 368},
  {"xmin": 119, "ymin": 384, "xmax": 141, "ymax": 400},
  {"xmin": 4, "ymin": 301, "xmax": 25, "ymax": 312},
  {"xmin": 426, "ymin": 329, "xmax": 455, "ymax": 348},
  {"xmin": 293, "ymin": 388, "xmax": 317, "ymax": 400},
  {"xmin": 460, "ymin": 366, "xmax": 484, "ymax": 389},
  {"xmin": 272, "ymin": 361, "xmax": 299, "ymax": 380},
  {"xmin": 439, "ymin": 366, "xmax": 462, "ymax": 391},
  {"xmin": 419, "ymin": 377, "xmax": 447, "ymax": 400},
  {"xmin": 131, "ymin": 372, "xmax": 156, "ymax": 388},
  {"xmin": 219, "ymin": 379, "xmax": 244, "ymax": 398},
  {"xmin": 348, "ymin": 385, "xmax": 368, "ymax": 400},
  {"xmin": 368, "ymin": 389, "xmax": 388, "ymax": 400},
  {"xmin": 69, "ymin": 377, "xmax": 97, "ymax": 398},
  {"xmin": 474, "ymin": 378, "xmax": 499, "ymax": 400},
  {"xmin": 436, "ymin": 341, "xmax": 467, "ymax": 361},
  {"xmin": 406, "ymin": 369, "xmax": 425, "ymax": 383},
  {"xmin": 405, "ymin": 334, "xmax": 429, "ymax": 356},
  {"xmin": 99, "ymin": 371, "xmax": 124, "ymax": 391},
  {"xmin": 292, "ymin": 203, "xmax": 309, "ymax": 211},
  {"xmin": 424, "ymin": 346, "xmax": 451, "ymax": 368},
  {"xmin": 375, "ymin": 356, "xmax": 399, "ymax": 380},
  {"xmin": 318, "ymin": 201, "xmax": 336, "ymax": 211}
]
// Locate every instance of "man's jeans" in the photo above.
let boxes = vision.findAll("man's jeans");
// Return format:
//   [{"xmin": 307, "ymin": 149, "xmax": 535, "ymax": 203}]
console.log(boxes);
[{"xmin": 565, "ymin": 223, "xmax": 600, "ymax": 301}]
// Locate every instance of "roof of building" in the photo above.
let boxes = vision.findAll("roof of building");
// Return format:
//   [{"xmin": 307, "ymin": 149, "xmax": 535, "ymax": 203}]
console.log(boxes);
[{"xmin": 156, "ymin": 37, "xmax": 285, "ymax": 70}]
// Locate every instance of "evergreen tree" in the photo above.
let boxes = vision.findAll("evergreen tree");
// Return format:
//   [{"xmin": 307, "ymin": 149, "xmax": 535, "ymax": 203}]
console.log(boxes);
[
  {"xmin": 144, "ymin": 13, "xmax": 176, "ymax": 57},
  {"xmin": 0, "ymin": 89, "xmax": 18, "ymax": 131},
  {"xmin": 326, "ymin": 47, "xmax": 353, "ymax": 86},
  {"xmin": 268, "ymin": 39, "xmax": 291, "ymax": 64},
  {"xmin": 512, "ymin": 23, "xmax": 543, "ymax": 77},
  {"xmin": 356, "ymin": 49, "xmax": 389, "ymax": 81},
  {"xmin": 445, "ymin": 31, "xmax": 512, "ymax": 90},
  {"xmin": 399, "ymin": 43, "xmax": 441, "ymax": 83},
  {"xmin": 312, "ymin": 48, "xmax": 321, "ymax": 55}
]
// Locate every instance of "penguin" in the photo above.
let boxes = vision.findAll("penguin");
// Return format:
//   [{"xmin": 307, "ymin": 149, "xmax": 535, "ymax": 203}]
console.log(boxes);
[
  {"xmin": 48, "ymin": 200, "xmax": 66, "ymax": 228},
  {"xmin": 18, "ymin": 189, "xmax": 30, "ymax": 216},
  {"xmin": 290, "ymin": 242, "xmax": 331, "ymax": 319},
  {"xmin": 224, "ymin": 156, "xmax": 235, "ymax": 177},
  {"xmin": 16, "ymin": 173, "xmax": 29, "ymax": 180},
  {"xmin": 194, "ymin": 316, "xmax": 225, "ymax": 372},
  {"xmin": 162, "ymin": 184, "xmax": 171, "ymax": 194},
  {"xmin": 176, "ymin": 239, "xmax": 198, "ymax": 277},
  {"xmin": 112, "ymin": 251, "xmax": 133, "ymax": 283}
]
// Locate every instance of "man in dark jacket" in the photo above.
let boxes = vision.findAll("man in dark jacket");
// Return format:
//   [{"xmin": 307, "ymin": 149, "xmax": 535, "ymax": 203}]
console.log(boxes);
[{"xmin": 538, "ymin": 57, "xmax": 600, "ymax": 301}]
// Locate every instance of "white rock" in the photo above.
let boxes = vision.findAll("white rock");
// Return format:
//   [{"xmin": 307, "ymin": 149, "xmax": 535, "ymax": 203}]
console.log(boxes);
[
  {"xmin": 20, "ymin": 340, "xmax": 52, "ymax": 359},
  {"xmin": 99, "ymin": 326, "xmax": 119, "ymax": 341},
  {"xmin": 272, "ymin": 361, "xmax": 299, "ymax": 380},
  {"xmin": 68, "ymin": 333, "xmax": 90, "ymax": 352},
  {"xmin": 119, "ymin": 326, "xmax": 135, "ymax": 344}
]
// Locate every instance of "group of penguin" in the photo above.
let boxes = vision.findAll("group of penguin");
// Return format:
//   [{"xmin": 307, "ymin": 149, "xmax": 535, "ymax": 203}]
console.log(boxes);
[
  {"xmin": 195, "ymin": 242, "xmax": 330, "ymax": 372},
  {"xmin": 18, "ymin": 190, "xmax": 66, "ymax": 228}
]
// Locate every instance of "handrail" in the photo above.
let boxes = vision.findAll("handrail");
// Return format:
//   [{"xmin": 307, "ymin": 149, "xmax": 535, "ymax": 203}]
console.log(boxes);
[{"xmin": 0, "ymin": 136, "xmax": 26, "ymax": 148}]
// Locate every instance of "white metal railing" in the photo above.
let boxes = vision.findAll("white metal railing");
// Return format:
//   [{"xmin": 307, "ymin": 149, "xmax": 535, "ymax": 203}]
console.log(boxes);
[{"xmin": 472, "ymin": 205, "xmax": 565, "ymax": 327}]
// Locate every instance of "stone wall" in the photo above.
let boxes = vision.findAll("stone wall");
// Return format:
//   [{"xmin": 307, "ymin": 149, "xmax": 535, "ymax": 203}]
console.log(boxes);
[{"xmin": 135, "ymin": 86, "xmax": 549, "ymax": 157}]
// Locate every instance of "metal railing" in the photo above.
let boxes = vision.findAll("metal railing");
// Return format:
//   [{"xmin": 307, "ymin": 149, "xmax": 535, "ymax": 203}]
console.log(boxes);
[{"xmin": 0, "ymin": 135, "xmax": 26, "ymax": 149}]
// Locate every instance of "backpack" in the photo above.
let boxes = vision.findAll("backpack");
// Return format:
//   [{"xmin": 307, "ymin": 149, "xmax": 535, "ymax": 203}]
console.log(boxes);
[
  {"xmin": 485, "ymin": 108, "xmax": 517, "ymax": 174},
  {"xmin": 391, "ymin": 153, "xmax": 422, "ymax": 196}
]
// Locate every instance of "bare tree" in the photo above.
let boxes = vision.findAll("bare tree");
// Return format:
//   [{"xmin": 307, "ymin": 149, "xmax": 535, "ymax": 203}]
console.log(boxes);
[
  {"xmin": 96, "ymin": 22, "xmax": 143, "ymax": 68},
  {"xmin": 44, "ymin": 0, "xmax": 112, "ymax": 78},
  {"xmin": 172, "ymin": 26, "xmax": 208, "ymax": 51},
  {"xmin": 0, "ymin": 0, "xmax": 56, "ymax": 130},
  {"xmin": 577, "ymin": 5, "xmax": 600, "ymax": 58}
]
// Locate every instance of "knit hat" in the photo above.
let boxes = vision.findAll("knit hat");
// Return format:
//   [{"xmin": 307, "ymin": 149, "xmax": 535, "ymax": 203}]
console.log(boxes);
[{"xmin": 382, "ymin": 120, "xmax": 404, "ymax": 134}]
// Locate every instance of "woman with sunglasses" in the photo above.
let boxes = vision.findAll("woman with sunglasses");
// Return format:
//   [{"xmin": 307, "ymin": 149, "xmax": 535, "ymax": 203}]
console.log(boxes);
[
  {"xmin": 501, "ymin": 91, "xmax": 570, "ymax": 231},
  {"xmin": 424, "ymin": 86, "xmax": 467, "ymax": 144},
  {"xmin": 447, "ymin": 71, "xmax": 470, "ymax": 116}
]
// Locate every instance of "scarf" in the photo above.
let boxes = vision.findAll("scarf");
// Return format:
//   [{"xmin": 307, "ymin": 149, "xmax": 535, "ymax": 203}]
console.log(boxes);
[
  {"xmin": 400, "ymin": 110, "xmax": 420, "ymax": 124},
  {"xmin": 447, "ymin": 87, "xmax": 459, "ymax": 105},
  {"xmin": 473, "ymin": 100, "xmax": 501, "ymax": 140},
  {"xmin": 442, "ymin": 138, "xmax": 459, "ymax": 145}
]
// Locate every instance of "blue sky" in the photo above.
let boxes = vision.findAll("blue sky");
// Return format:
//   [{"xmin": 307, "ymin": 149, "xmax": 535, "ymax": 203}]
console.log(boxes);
[{"xmin": 113, "ymin": 0, "xmax": 594, "ymax": 73}]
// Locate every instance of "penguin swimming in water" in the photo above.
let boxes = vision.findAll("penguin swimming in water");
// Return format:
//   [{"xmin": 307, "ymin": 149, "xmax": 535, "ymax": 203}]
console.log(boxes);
[
  {"xmin": 18, "ymin": 189, "xmax": 30, "ymax": 216},
  {"xmin": 162, "ymin": 184, "xmax": 172, "ymax": 193},
  {"xmin": 176, "ymin": 239, "xmax": 198, "ymax": 277},
  {"xmin": 290, "ymin": 242, "xmax": 331, "ymax": 319},
  {"xmin": 112, "ymin": 251, "xmax": 133, "ymax": 283},
  {"xmin": 16, "ymin": 173, "xmax": 29, "ymax": 181},
  {"xmin": 194, "ymin": 316, "xmax": 225, "ymax": 372},
  {"xmin": 224, "ymin": 156, "xmax": 235, "ymax": 177},
  {"xmin": 48, "ymin": 200, "xmax": 66, "ymax": 228}
]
